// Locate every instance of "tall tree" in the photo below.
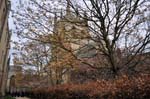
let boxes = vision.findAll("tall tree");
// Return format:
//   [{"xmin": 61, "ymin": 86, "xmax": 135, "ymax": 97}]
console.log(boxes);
[
  {"xmin": 69, "ymin": 0, "xmax": 150, "ymax": 75},
  {"xmin": 12, "ymin": 0, "xmax": 150, "ymax": 78}
]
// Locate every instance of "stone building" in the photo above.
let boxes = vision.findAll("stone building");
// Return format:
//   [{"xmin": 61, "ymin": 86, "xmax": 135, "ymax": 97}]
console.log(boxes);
[
  {"xmin": 50, "ymin": 0, "xmax": 91, "ymax": 85},
  {"xmin": 7, "ymin": 65, "xmax": 23, "ymax": 93},
  {"xmin": 0, "ymin": 0, "xmax": 11, "ymax": 96}
]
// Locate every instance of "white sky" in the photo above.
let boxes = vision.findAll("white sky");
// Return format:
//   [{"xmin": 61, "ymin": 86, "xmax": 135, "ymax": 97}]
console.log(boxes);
[{"xmin": 9, "ymin": 0, "xmax": 23, "ymax": 64}]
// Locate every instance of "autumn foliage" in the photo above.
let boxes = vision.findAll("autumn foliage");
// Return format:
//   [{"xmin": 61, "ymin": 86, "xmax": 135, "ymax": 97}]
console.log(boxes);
[{"xmin": 27, "ymin": 73, "xmax": 150, "ymax": 99}]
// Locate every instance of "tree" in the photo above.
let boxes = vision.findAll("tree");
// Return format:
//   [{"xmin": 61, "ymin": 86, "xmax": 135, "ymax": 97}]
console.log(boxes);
[
  {"xmin": 69, "ymin": 0, "xmax": 150, "ymax": 75},
  {"xmin": 12, "ymin": 0, "xmax": 150, "ymax": 79}
]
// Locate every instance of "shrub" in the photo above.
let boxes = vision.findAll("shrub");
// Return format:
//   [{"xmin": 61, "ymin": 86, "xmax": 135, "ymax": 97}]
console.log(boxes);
[
  {"xmin": 4, "ymin": 96, "xmax": 15, "ymax": 99},
  {"xmin": 29, "ymin": 73, "xmax": 150, "ymax": 99}
]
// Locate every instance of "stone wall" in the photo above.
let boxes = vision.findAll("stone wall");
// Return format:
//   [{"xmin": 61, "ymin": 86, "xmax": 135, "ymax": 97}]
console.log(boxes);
[{"xmin": 0, "ymin": 0, "xmax": 11, "ymax": 96}]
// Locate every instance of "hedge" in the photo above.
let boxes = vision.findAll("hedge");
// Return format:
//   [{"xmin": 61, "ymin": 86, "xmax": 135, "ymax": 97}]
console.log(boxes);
[{"xmin": 28, "ymin": 74, "xmax": 150, "ymax": 99}]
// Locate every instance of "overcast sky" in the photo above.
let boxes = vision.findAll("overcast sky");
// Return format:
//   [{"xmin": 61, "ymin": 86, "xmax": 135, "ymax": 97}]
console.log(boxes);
[{"xmin": 9, "ymin": 0, "xmax": 23, "ymax": 65}]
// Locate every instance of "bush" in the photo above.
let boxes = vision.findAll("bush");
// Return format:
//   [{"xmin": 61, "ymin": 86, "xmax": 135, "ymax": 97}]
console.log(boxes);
[
  {"xmin": 29, "ymin": 74, "xmax": 150, "ymax": 99},
  {"xmin": 4, "ymin": 96, "xmax": 15, "ymax": 99}
]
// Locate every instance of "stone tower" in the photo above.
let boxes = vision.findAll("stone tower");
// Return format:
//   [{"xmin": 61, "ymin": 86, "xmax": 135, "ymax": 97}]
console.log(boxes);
[{"xmin": 50, "ymin": 0, "xmax": 90, "ymax": 85}]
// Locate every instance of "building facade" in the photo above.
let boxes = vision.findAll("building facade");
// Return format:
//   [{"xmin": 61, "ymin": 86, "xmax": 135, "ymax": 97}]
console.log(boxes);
[
  {"xmin": 0, "ymin": 0, "xmax": 11, "ymax": 96},
  {"xmin": 50, "ymin": 0, "xmax": 91, "ymax": 85},
  {"xmin": 7, "ymin": 65, "xmax": 23, "ymax": 93}
]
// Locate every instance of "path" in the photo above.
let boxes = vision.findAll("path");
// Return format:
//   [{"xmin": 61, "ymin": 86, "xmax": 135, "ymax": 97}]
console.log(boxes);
[{"xmin": 15, "ymin": 97, "xmax": 30, "ymax": 99}]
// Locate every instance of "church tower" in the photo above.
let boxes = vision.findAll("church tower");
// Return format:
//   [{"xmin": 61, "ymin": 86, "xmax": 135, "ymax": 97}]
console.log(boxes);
[
  {"xmin": 54, "ymin": 0, "xmax": 90, "ymax": 50},
  {"xmin": 50, "ymin": 0, "xmax": 91, "ymax": 85}
]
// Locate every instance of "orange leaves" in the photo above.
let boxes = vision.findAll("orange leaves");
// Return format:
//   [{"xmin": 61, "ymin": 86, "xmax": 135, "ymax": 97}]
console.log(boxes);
[{"xmin": 30, "ymin": 73, "xmax": 150, "ymax": 99}]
